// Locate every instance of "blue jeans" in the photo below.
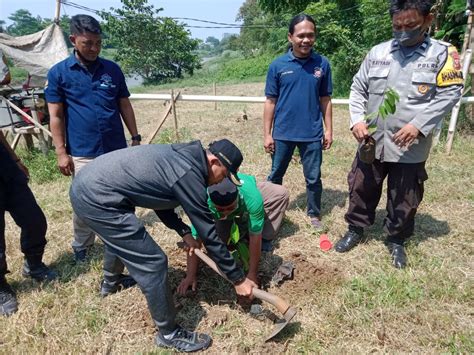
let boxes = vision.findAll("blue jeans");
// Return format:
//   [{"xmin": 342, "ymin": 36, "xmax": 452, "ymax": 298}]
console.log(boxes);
[{"xmin": 268, "ymin": 139, "xmax": 323, "ymax": 217}]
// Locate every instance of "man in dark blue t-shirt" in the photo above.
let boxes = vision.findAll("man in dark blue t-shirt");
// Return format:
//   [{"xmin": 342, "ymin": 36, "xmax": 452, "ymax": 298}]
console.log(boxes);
[
  {"xmin": 263, "ymin": 14, "xmax": 333, "ymax": 230},
  {"xmin": 46, "ymin": 15, "xmax": 141, "ymax": 272}
]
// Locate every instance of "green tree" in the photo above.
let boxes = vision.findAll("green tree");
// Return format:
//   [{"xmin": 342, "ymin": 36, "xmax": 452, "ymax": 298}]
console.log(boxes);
[
  {"xmin": 7, "ymin": 9, "xmax": 43, "ymax": 35},
  {"xmin": 203, "ymin": 36, "xmax": 221, "ymax": 55},
  {"xmin": 236, "ymin": 0, "xmax": 282, "ymax": 55},
  {"xmin": 42, "ymin": 15, "xmax": 72, "ymax": 36},
  {"xmin": 300, "ymin": 0, "xmax": 392, "ymax": 96},
  {"xmin": 433, "ymin": 0, "xmax": 466, "ymax": 48},
  {"xmin": 205, "ymin": 36, "xmax": 220, "ymax": 48},
  {"xmin": 219, "ymin": 34, "xmax": 240, "ymax": 51},
  {"xmin": 100, "ymin": 0, "xmax": 200, "ymax": 84},
  {"xmin": 257, "ymin": 0, "xmax": 312, "ymax": 14}
]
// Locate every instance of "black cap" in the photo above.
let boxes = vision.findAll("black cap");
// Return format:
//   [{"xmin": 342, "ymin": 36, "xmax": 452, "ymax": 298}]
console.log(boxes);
[
  {"xmin": 208, "ymin": 178, "xmax": 238, "ymax": 206},
  {"xmin": 208, "ymin": 139, "xmax": 243, "ymax": 186}
]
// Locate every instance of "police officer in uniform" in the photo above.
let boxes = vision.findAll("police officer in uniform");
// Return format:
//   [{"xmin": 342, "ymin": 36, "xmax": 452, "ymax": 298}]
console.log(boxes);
[{"xmin": 335, "ymin": 0, "xmax": 463, "ymax": 268}]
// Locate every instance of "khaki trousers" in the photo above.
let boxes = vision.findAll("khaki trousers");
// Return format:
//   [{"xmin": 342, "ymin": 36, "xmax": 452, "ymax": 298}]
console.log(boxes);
[{"xmin": 71, "ymin": 157, "xmax": 96, "ymax": 251}]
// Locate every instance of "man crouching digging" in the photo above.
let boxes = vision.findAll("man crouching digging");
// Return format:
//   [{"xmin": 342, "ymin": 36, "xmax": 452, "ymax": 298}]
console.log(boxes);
[{"xmin": 70, "ymin": 139, "xmax": 256, "ymax": 352}]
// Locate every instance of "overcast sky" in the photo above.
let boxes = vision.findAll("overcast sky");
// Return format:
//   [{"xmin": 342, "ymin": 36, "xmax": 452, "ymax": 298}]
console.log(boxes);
[{"xmin": 0, "ymin": 0, "xmax": 244, "ymax": 40}]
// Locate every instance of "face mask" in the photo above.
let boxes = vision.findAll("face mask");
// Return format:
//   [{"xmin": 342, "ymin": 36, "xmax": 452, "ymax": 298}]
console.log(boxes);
[{"xmin": 393, "ymin": 25, "xmax": 425, "ymax": 47}]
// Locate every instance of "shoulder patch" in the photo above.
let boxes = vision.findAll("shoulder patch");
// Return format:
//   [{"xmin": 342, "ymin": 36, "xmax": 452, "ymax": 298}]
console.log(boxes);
[{"xmin": 437, "ymin": 46, "xmax": 463, "ymax": 87}]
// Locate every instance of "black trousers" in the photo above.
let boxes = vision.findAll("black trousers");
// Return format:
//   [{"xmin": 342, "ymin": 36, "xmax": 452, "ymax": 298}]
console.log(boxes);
[
  {"xmin": 344, "ymin": 154, "xmax": 428, "ymax": 244},
  {"xmin": 0, "ymin": 171, "xmax": 47, "ymax": 276}
]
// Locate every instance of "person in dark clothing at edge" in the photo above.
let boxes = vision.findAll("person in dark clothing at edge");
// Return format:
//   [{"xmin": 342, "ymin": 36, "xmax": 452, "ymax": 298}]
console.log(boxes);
[
  {"xmin": 69, "ymin": 139, "xmax": 256, "ymax": 352},
  {"xmin": 0, "ymin": 51, "xmax": 57, "ymax": 317}
]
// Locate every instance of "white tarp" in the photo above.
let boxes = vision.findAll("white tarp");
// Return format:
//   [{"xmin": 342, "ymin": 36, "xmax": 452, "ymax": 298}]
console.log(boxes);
[{"xmin": 0, "ymin": 24, "xmax": 68, "ymax": 87}]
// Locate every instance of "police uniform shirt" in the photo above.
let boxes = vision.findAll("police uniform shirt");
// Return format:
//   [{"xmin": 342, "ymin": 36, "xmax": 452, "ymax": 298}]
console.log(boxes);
[{"xmin": 349, "ymin": 36, "xmax": 463, "ymax": 163}]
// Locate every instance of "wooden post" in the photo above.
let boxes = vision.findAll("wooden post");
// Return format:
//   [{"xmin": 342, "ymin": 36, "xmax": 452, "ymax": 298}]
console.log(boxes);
[
  {"xmin": 30, "ymin": 107, "xmax": 49, "ymax": 154},
  {"xmin": 213, "ymin": 82, "xmax": 217, "ymax": 111},
  {"xmin": 145, "ymin": 91, "xmax": 181, "ymax": 144},
  {"xmin": 461, "ymin": 9, "xmax": 473, "ymax": 59},
  {"xmin": 4, "ymin": 99, "xmax": 52, "ymax": 137},
  {"xmin": 11, "ymin": 133, "xmax": 21, "ymax": 150},
  {"xmin": 30, "ymin": 94, "xmax": 49, "ymax": 155},
  {"xmin": 22, "ymin": 134, "xmax": 34, "ymax": 151},
  {"xmin": 54, "ymin": 0, "xmax": 61, "ymax": 23},
  {"xmin": 171, "ymin": 89, "xmax": 179, "ymax": 142},
  {"xmin": 465, "ymin": 9, "xmax": 474, "ymax": 122},
  {"xmin": 446, "ymin": 49, "xmax": 472, "ymax": 154}
]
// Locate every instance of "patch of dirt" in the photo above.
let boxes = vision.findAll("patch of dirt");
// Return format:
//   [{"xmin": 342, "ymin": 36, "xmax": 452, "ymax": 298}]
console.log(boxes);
[
  {"xmin": 118, "ymin": 303, "xmax": 156, "ymax": 336},
  {"xmin": 200, "ymin": 308, "xmax": 229, "ymax": 328},
  {"xmin": 256, "ymin": 341, "xmax": 289, "ymax": 353},
  {"xmin": 276, "ymin": 252, "xmax": 344, "ymax": 295}
]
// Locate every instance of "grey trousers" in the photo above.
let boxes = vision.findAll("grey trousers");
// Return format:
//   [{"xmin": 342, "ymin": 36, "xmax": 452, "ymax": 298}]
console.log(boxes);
[
  {"xmin": 70, "ymin": 193, "xmax": 176, "ymax": 332},
  {"xmin": 71, "ymin": 157, "xmax": 96, "ymax": 252}
]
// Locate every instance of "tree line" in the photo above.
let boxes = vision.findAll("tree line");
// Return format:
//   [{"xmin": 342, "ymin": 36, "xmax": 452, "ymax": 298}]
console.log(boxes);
[
  {"xmin": 233, "ymin": 0, "xmax": 467, "ymax": 96},
  {"xmin": 1, "ymin": 0, "xmax": 467, "ymax": 92}
]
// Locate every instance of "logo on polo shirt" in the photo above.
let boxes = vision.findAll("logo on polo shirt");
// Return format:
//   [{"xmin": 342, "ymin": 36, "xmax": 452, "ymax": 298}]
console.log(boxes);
[
  {"xmin": 313, "ymin": 67, "xmax": 323, "ymax": 78},
  {"xmin": 99, "ymin": 74, "xmax": 116, "ymax": 88}
]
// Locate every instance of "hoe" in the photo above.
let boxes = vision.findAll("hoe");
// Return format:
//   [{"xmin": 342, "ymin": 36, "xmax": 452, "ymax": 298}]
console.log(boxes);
[{"xmin": 194, "ymin": 248, "xmax": 297, "ymax": 341}]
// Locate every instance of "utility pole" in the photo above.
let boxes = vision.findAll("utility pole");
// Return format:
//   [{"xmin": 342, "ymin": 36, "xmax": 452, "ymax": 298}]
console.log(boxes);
[{"xmin": 54, "ymin": 0, "xmax": 61, "ymax": 24}]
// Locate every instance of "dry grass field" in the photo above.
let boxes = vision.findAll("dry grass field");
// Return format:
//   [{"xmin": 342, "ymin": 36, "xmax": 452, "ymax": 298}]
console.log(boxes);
[{"xmin": 1, "ymin": 82, "xmax": 473, "ymax": 353}]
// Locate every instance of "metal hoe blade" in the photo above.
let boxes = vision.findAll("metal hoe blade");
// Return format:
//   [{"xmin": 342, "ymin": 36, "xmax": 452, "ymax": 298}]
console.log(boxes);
[{"xmin": 265, "ymin": 306, "xmax": 297, "ymax": 342}]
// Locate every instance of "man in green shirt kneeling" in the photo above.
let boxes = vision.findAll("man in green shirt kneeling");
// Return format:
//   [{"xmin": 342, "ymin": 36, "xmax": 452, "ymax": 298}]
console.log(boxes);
[{"xmin": 177, "ymin": 173, "xmax": 289, "ymax": 294}]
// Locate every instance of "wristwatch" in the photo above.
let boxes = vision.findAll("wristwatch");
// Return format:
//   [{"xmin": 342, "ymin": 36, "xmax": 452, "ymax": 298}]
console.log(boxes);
[{"xmin": 131, "ymin": 134, "xmax": 142, "ymax": 142}]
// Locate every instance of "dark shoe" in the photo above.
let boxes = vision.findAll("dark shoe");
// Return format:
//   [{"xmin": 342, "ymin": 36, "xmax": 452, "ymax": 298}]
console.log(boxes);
[
  {"xmin": 156, "ymin": 326, "xmax": 212, "ymax": 352},
  {"xmin": 74, "ymin": 248, "xmax": 88, "ymax": 263},
  {"xmin": 100, "ymin": 274, "xmax": 137, "ymax": 297},
  {"xmin": 23, "ymin": 262, "xmax": 58, "ymax": 282},
  {"xmin": 335, "ymin": 225, "xmax": 363, "ymax": 253},
  {"xmin": 386, "ymin": 242, "xmax": 407, "ymax": 269},
  {"xmin": 0, "ymin": 279, "xmax": 18, "ymax": 316}
]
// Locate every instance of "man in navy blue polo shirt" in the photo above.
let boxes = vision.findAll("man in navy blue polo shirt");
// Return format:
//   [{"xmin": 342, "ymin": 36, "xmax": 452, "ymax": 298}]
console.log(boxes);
[
  {"xmin": 46, "ymin": 15, "xmax": 140, "ymax": 282},
  {"xmin": 263, "ymin": 14, "xmax": 333, "ymax": 230}
]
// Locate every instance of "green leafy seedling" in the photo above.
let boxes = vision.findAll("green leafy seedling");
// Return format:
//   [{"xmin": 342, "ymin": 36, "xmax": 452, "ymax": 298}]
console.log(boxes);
[{"xmin": 365, "ymin": 87, "xmax": 400, "ymax": 134}]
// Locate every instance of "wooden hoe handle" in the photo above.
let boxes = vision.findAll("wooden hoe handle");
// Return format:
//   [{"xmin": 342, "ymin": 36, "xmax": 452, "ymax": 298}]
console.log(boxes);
[{"xmin": 194, "ymin": 249, "xmax": 291, "ymax": 314}]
